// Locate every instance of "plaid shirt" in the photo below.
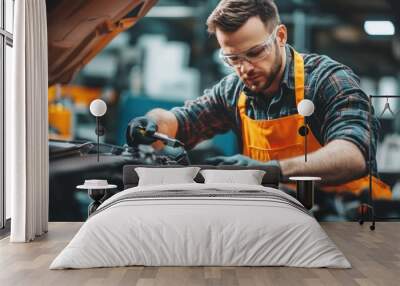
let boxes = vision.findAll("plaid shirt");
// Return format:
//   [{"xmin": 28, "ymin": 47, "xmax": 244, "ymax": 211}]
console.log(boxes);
[{"xmin": 170, "ymin": 45, "xmax": 379, "ymax": 172}]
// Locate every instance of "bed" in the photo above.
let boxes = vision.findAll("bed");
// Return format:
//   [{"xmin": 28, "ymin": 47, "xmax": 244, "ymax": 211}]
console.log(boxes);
[{"xmin": 50, "ymin": 165, "xmax": 351, "ymax": 269}]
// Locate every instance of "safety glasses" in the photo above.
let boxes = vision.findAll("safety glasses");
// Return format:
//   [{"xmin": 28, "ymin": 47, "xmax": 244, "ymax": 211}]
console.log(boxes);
[{"xmin": 219, "ymin": 25, "xmax": 279, "ymax": 68}]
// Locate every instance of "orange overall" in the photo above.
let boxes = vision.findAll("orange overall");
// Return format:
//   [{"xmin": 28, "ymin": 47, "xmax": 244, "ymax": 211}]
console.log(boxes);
[{"xmin": 238, "ymin": 50, "xmax": 391, "ymax": 199}]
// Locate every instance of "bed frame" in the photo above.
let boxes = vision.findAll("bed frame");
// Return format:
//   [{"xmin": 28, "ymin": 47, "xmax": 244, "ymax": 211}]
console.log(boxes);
[
  {"xmin": 122, "ymin": 165, "xmax": 281, "ymax": 189},
  {"xmin": 84, "ymin": 165, "xmax": 281, "ymax": 216}
]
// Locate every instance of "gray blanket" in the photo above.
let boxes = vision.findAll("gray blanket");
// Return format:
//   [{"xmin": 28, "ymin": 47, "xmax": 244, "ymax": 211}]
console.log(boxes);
[{"xmin": 92, "ymin": 188, "xmax": 310, "ymax": 217}]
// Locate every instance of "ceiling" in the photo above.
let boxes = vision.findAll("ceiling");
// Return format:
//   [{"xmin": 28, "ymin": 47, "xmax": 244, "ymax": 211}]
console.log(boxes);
[
  {"xmin": 326, "ymin": 0, "xmax": 399, "ymax": 76},
  {"xmin": 46, "ymin": 0, "xmax": 399, "ymax": 79},
  {"xmin": 155, "ymin": 0, "xmax": 400, "ymax": 76},
  {"xmin": 283, "ymin": 0, "xmax": 399, "ymax": 76}
]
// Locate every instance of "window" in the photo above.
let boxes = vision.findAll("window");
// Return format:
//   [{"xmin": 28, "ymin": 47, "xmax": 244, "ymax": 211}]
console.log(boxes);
[
  {"xmin": 5, "ymin": 0, "xmax": 12, "ymax": 33},
  {"xmin": 1, "ymin": 0, "xmax": 14, "ymax": 230}
]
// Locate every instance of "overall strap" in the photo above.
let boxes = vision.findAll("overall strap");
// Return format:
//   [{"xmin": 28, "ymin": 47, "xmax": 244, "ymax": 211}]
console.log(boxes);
[{"xmin": 293, "ymin": 50, "xmax": 305, "ymax": 106}]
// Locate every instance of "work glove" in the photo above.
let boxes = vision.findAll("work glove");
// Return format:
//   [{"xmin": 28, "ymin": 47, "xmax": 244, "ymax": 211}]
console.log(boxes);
[
  {"xmin": 126, "ymin": 116, "xmax": 158, "ymax": 146},
  {"xmin": 205, "ymin": 154, "xmax": 281, "ymax": 173}
]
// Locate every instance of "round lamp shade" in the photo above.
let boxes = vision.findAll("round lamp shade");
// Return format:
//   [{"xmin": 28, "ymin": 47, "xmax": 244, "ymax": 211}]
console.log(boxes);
[
  {"xmin": 90, "ymin": 99, "xmax": 107, "ymax": 117},
  {"xmin": 297, "ymin": 99, "xmax": 315, "ymax": 117}
]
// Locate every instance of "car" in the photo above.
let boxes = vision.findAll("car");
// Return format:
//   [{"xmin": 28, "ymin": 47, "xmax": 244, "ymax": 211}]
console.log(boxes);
[{"xmin": 47, "ymin": 0, "xmax": 169, "ymax": 221}]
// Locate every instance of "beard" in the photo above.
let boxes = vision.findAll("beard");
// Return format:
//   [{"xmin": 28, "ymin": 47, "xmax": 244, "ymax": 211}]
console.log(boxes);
[{"xmin": 246, "ymin": 42, "xmax": 283, "ymax": 93}]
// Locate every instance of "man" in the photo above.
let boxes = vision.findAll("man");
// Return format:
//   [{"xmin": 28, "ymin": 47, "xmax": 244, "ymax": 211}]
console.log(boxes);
[{"xmin": 126, "ymin": 0, "xmax": 390, "ymax": 198}]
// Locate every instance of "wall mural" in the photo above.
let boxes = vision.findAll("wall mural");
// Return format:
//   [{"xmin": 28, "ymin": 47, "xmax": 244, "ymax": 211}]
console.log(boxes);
[{"xmin": 47, "ymin": 1, "xmax": 400, "ymax": 223}]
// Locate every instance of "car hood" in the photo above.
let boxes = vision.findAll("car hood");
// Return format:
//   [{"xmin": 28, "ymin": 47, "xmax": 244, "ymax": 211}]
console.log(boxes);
[{"xmin": 46, "ymin": 0, "xmax": 157, "ymax": 85}]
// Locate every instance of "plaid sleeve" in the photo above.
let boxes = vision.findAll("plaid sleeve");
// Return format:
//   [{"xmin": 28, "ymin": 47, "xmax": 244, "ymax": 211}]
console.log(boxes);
[
  {"xmin": 316, "ymin": 66, "xmax": 379, "ymax": 172},
  {"xmin": 170, "ymin": 75, "xmax": 238, "ymax": 150}
]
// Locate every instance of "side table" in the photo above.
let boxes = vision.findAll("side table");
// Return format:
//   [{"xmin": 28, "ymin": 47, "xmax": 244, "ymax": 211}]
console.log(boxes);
[
  {"xmin": 289, "ymin": 176, "xmax": 321, "ymax": 210},
  {"xmin": 77, "ymin": 180, "xmax": 117, "ymax": 216}
]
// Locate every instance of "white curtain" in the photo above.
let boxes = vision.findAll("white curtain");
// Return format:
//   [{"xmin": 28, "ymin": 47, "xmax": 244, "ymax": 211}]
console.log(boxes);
[{"xmin": 7, "ymin": 0, "xmax": 49, "ymax": 242}]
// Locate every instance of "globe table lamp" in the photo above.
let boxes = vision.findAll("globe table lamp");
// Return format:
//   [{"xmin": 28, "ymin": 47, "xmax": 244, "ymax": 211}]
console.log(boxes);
[
  {"xmin": 297, "ymin": 99, "xmax": 315, "ymax": 162},
  {"xmin": 89, "ymin": 99, "xmax": 107, "ymax": 162}
]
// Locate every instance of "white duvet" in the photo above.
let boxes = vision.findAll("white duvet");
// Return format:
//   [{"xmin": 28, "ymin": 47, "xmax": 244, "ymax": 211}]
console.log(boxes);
[{"xmin": 50, "ymin": 183, "xmax": 351, "ymax": 269}]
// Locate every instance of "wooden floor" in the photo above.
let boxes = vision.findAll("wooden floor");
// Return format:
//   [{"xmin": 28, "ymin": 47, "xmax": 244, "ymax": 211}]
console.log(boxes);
[{"xmin": 0, "ymin": 222, "xmax": 399, "ymax": 286}]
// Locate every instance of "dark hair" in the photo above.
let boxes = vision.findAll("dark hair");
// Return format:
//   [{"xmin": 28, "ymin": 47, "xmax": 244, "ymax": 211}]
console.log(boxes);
[{"xmin": 206, "ymin": 0, "xmax": 280, "ymax": 34}]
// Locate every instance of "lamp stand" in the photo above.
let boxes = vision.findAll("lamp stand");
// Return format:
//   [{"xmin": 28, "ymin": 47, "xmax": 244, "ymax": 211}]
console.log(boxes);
[
  {"xmin": 298, "ymin": 117, "xmax": 309, "ymax": 162},
  {"xmin": 304, "ymin": 117, "xmax": 308, "ymax": 162},
  {"xmin": 95, "ymin": 117, "xmax": 105, "ymax": 162},
  {"xmin": 96, "ymin": 117, "xmax": 99, "ymax": 162}
]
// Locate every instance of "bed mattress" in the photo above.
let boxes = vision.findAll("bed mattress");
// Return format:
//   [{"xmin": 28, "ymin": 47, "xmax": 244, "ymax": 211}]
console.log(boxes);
[{"xmin": 50, "ymin": 183, "xmax": 351, "ymax": 269}]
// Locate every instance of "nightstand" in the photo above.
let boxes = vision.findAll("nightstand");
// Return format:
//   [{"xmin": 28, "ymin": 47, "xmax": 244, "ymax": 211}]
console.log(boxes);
[
  {"xmin": 289, "ymin": 176, "xmax": 321, "ymax": 210},
  {"xmin": 77, "ymin": 180, "xmax": 117, "ymax": 216}
]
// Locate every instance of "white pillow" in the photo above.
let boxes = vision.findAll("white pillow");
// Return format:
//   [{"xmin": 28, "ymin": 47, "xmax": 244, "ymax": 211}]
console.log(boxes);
[
  {"xmin": 200, "ymin": 169, "xmax": 266, "ymax": 185},
  {"xmin": 135, "ymin": 167, "xmax": 200, "ymax": 186}
]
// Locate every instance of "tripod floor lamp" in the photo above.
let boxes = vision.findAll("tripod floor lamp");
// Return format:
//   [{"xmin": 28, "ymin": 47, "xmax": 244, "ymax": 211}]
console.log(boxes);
[{"xmin": 359, "ymin": 95, "xmax": 400, "ymax": 231}]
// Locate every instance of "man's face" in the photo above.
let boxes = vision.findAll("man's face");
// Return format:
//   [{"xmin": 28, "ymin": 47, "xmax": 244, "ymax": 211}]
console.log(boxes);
[{"xmin": 216, "ymin": 16, "xmax": 287, "ymax": 93}]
